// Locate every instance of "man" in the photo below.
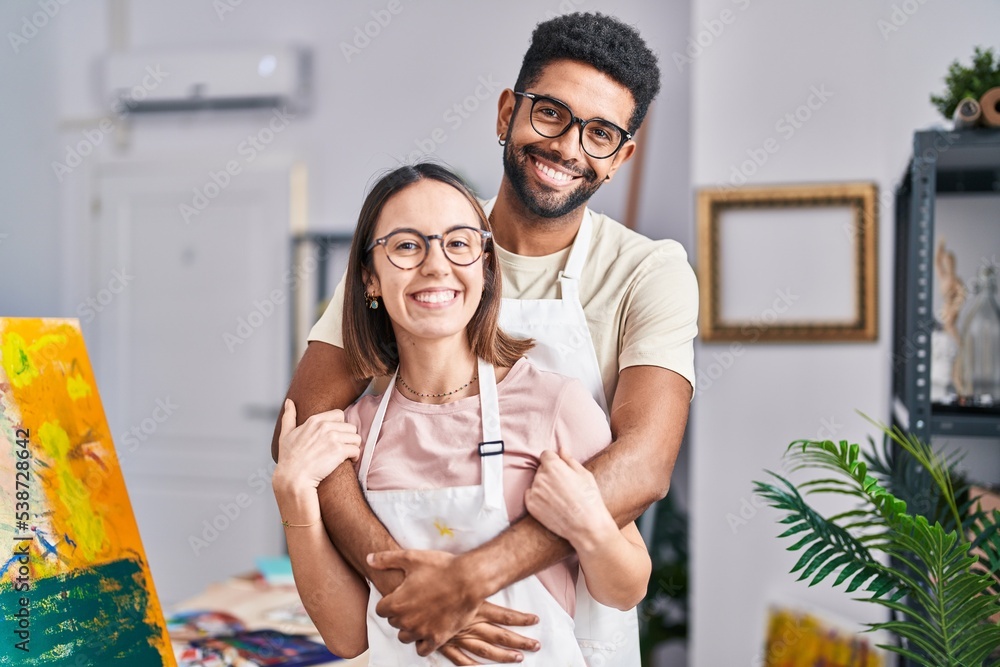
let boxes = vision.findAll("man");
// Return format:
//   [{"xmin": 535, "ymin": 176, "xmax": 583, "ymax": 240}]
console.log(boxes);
[{"xmin": 272, "ymin": 12, "xmax": 697, "ymax": 664}]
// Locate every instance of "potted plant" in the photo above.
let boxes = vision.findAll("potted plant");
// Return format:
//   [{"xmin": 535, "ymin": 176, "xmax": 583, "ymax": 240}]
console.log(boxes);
[
  {"xmin": 754, "ymin": 419, "xmax": 1000, "ymax": 666},
  {"xmin": 931, "ymin": 46, "xmax": 1000, "ymax": 127}
]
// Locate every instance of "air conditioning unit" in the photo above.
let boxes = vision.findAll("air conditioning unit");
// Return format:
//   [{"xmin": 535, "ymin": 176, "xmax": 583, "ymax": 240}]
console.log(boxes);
[{"xmin": 102, "ymin": 45, "xmax": 311, "ymax": 114}]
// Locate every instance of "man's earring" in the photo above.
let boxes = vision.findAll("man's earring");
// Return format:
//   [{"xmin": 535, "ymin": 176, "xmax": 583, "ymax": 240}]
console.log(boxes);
[
  {"xmin": 498, "ymin": 133, "xmax": 506, "ymax": 146},
  {"xmin": 365, "ymin": 292, "xmax": 379, "ymax": 310}
]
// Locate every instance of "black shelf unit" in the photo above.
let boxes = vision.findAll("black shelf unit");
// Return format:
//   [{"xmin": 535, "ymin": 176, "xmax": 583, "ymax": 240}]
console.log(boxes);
[
  {"xmin": 891, "ymin": 128, "xmax": 1000, "ymax": 443},
  {"xmin": 889, "ymin": 128, "xmax": 1000, "ymax": 667}
]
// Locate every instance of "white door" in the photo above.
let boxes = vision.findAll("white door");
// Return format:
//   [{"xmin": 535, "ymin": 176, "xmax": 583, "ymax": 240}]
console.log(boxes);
[{"xmin": 89, "ymin": 159, "xmax": 293, "ymax": 605}]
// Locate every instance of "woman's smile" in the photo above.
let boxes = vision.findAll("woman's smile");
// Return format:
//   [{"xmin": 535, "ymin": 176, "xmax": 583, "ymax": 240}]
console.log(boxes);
[{"xmin": 409, "ymin": 288, "xmax": 461, "ymax": 308}]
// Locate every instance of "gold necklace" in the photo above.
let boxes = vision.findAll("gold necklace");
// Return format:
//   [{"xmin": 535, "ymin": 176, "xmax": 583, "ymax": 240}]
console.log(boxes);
[{"xmin": 397, "ymin": 372, "xmax": 478, "ymax": 398}]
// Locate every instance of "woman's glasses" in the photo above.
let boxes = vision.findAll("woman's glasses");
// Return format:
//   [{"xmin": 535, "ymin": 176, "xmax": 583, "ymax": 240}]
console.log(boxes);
[{"xmin": 367, "ymin": 226, "xmax": 492, "ymax": 270}]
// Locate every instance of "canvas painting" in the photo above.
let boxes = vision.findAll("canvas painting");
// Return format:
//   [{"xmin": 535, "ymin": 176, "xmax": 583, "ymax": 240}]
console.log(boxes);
[
  {"xmin": 0, "ymin": 318, "xmax": 175, "ymax": 666},
  {"xmin": 761, "ymin": 605, "xmax": 886, "ymax": 667}
]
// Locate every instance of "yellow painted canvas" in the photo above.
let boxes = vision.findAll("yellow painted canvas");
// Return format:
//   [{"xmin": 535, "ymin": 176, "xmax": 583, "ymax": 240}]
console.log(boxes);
[
  {"xmin": 762, "ymin": 606, "xmax": 885, "ymax": 667},
  {"xmin": 0, "ymin": 318, "xmax": 175, "ymax": 666}
]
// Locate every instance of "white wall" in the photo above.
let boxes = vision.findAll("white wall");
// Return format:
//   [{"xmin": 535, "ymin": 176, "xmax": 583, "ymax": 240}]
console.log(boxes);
[
  {"xmin": 48, "ymin": 0, "xmax": 690, "ymax": 236},
  {"xmin": 688, "ymin": 0, "xmax": 1000, "ymax": 664},
  {"xmin": 0, "ymin": 2, "xmax": 61, "ymax": 317}
]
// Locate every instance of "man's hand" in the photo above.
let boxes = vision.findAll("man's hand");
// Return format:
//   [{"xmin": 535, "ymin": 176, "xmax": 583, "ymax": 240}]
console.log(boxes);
[
  {"xmin": 438, "ymin": 615, "xmax": 541, "ymax": 664},
  {"xmin": 368, "ymin": 549, "xmax": 539, "ymax": 659}
]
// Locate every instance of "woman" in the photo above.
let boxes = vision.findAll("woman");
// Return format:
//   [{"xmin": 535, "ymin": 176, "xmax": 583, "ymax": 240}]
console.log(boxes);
[{"xmin": 272, "ymin": 163, "xmax": 650, "ymax": 665}]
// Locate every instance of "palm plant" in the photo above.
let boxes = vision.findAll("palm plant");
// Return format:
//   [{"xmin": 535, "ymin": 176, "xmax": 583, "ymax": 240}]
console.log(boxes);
[{"xmin": 753, "ymin": 419, "xmax": 1000, "ymax": 666}]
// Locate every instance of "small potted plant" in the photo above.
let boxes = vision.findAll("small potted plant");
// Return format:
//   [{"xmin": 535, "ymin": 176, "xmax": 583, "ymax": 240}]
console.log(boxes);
[{"xmin": 931, "ymin": 46, "xmax": 1000, "ymax": 129}]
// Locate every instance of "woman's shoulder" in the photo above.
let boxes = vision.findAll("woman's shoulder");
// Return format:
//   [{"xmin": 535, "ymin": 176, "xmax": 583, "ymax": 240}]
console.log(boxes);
[
  {"xmin": 343, "ymin": 390, "xmax": 382, "ymax": 430},
  {"xmin": 503, "ymin": 358, "xmax": 611, "ymax": 457}
]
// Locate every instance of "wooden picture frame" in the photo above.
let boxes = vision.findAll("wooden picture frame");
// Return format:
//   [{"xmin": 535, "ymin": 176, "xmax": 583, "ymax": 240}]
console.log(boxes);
[{"xmin": 697, "ymin": 182, "xmax": 878, "ymax": 342}]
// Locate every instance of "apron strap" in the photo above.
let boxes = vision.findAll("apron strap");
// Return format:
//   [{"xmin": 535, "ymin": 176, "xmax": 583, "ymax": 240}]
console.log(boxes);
[
  {"xmin": 358, "ymin": 368, "xmax": 397, "ymax": 492},
  {"xmin": 477, "ymin": 358, "xmax": 505, "ymax": 511}
]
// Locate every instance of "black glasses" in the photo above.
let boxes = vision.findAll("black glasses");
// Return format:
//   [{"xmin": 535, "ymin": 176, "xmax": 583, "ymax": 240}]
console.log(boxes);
[
  {"xmin": 513, "ymin": 91, "xmax": 632, "ymax": 159},
  {"xmin": 367, "ymin": 226, "xmax": 492, "ymax": 270}
]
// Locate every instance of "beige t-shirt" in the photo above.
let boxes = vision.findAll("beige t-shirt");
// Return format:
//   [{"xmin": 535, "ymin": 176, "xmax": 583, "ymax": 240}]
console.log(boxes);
[{"xmin": 307, "ymin": 207, "xmax": 699, "ymax": 405}]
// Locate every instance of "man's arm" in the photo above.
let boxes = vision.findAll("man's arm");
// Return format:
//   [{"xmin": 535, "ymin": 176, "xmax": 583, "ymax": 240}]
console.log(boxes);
[
  {"xmin": 271, "ymin": 341, "xmax": 401, "ymax": 585},
  {"xmin": 372, "ymin": 365, "xmax": 691, "ymax": 653}
]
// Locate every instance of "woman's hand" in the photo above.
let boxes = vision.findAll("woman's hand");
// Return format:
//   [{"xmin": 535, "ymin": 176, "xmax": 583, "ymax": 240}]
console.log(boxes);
[
  {"xmin": 523, "ymin": 449, "xmax": 617, "ymax": 549},
  {"xmin": 272, "ymin": 399, "xmax": 362, "ymax": 497}
]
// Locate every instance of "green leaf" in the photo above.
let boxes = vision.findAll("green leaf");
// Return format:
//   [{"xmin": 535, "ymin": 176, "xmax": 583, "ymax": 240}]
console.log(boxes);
[
  {"xmin": 810, "ymin": 554, "xmax": 854, "ymax": 586},
  {"xmin": 846, "ymin": 567, "xmax": 877, "ymax": 593},
  {"xmin": 791, "ymin": 541, "xmax": 828, "ymax": 574},
  {"xmin": 833, "ymin": 561, "xmax": 864, "ymax": 587},
  {"xmin": 799, "ymin": 547, "xmax": 839, "ymax": 582}
]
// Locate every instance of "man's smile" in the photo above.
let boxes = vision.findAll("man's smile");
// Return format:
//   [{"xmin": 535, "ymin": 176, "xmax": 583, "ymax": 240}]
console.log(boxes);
[{"xmin": 531, "ymin": 156, "xmax": 580, "ymax": 187}]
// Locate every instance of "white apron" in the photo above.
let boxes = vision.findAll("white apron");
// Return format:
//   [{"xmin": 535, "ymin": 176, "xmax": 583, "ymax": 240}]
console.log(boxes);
[
  {"xmin": 488, "ymin": 199, "xmax": 642, "ymax": 667},
  {"xmin": 359, "ymin": 358, "xmax": 589, "ymax": 666}
]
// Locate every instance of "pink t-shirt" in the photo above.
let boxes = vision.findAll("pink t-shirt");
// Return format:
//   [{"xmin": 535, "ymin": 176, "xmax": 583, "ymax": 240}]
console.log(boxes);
[{"xmin": 346, "ymin": 357, "xmax": 612, "ymax": 615}]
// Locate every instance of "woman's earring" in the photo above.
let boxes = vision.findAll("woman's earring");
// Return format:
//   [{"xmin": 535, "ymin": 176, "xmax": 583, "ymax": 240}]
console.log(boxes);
[
  {"xmin": 365, "ymin": 292, "xmax": 379, "ymax": 310},
  {"xmin": 498, "ymin": 133, "xmax": 506, "ymax": 147}
]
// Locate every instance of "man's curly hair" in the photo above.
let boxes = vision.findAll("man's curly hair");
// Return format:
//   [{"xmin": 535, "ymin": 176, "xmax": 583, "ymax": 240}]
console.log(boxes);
[{"xmin": 513, "ymin": 12, "xmax": 661, "ymax": 135}]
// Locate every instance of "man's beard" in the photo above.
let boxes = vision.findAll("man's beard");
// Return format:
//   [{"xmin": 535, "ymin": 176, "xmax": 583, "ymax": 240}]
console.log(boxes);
[{"xmin": 502, "ymin": 142, "xmax": 603, "ymax": 220}]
